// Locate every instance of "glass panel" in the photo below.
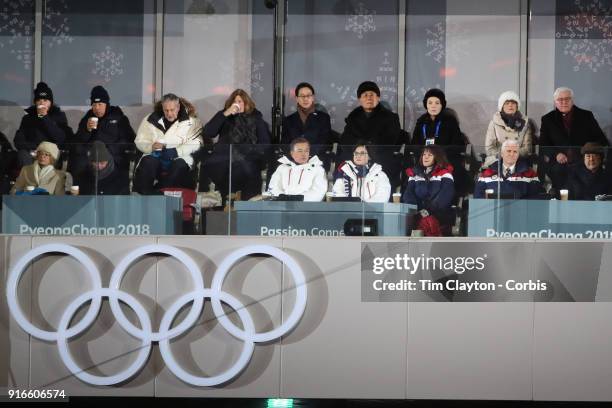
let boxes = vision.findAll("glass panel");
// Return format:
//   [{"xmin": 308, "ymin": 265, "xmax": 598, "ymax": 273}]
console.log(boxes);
[
  {"xmin": 284, "ymin": 0, "xmax": 399, "ymax": 132},
  {"xmin": 405, "ymin": 0, "xmax": 523, "ymax": 151},
  {"xmin": 527, "ymin": 0, "xmax": 611, "ymax": 142},
  {"xmin": 42, "ymin": 0, "xmax": 155, "ymax": 106},
  {"xmin": 0, "ymin": 0, "xmax": 35, "ymax": 106},
  {"xmin": 163, "ymin": 0, "xmax": 274, "ymax": 125}
]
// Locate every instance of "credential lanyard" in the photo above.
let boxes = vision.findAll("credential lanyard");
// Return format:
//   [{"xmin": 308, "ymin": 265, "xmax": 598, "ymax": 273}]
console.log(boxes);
[{"xmin": 422, "ymin": 121, "xmax": 441, "ymax": 140}]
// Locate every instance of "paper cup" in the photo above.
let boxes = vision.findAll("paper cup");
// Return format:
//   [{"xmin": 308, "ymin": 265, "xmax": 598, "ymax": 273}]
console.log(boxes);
[
  {"xmin": 485, "ymin": 189, "xmax": 495, "ymax": 199},
  {"xmin": 326, "ymin": 192, "xmax": 334, "ymax": 202},
  {"xmin": 71, "ymin": 185, "xmax": 79, "ymax": 195},
  {"xmin": 26, "ymin": 185, "xmax": 35, "ymax": 191},
  {"xmin": 90, "ymin": 117, "xmax": 98, "ymax": 129},
  {"xmin": 392, "ymin": 193, "xmax": 401, "ymax": 203},
  {"xmin": 560, "ymin": 189, "xmax": 569, "ymax": 201}
]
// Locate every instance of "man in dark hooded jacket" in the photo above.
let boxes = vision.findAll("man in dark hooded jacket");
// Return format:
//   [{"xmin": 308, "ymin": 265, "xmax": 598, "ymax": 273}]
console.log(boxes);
[
  {"xmin": 14, "ymin": 82, "xmax": 73, "ymax": 167},
  {"xmin": 79, "ymin": 141, "xmax": 129, "ymax": 195}
]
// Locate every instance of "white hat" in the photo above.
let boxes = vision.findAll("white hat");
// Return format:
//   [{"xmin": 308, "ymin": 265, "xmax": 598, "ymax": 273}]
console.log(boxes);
[
  {"xmin": 498, "ymin": 91, "xmax": 521, "ymax": 111},
  {"xmin": 36, "ymin": 141, "xmax": 60, "ymax": 161}
]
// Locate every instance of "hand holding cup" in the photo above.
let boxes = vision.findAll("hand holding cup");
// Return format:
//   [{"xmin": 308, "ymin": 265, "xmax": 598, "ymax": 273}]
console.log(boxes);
[
  {"xmin": 87, "ymin": 117, "xmax": 99, "ymax": 131},
  {"xmin": 224, "ymin": 103, "xmax": 241, "ymax": 116},
  {"xmin": 36, "ymin": 104, "xmax": 48, "ymax": 117}
]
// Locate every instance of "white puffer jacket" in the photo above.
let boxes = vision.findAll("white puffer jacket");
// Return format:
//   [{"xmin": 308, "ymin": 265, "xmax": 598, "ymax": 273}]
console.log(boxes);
[
  {"xmin": 135, "ymin": 99, "xmax": 203, "ymax": 168},
  {"xmin": 332, "ymin": 161, "xmax": 391, "ymax": 203},
  {"xmin": 268, "ymin": 155, "xmax": 327, "ymax": 202}
]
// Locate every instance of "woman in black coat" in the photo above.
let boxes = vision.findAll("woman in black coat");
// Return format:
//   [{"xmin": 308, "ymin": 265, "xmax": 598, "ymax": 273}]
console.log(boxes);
[
  {"xmin": 199, "ymin": 89, "xmax": 271, "ymax": 200},
  {"xmin": 410, "ymin": 88, "xmax": 467, "ymax": 197}
]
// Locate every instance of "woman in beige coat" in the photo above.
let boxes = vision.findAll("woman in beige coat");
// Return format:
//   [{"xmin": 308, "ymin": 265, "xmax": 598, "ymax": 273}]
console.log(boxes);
[
  {"xmin": 11, "ymin": 141, "xmax": 66, "ymax": 195},
  {"xmin": 484, "ymin": 91, "xmax": 533, "ymax": 167}
]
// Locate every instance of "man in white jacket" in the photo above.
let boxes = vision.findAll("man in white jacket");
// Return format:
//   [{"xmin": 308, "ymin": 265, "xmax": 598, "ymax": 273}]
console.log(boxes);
[
  {"xmin": 268, "ymin": 137, "xmax": 327, "ymax": 201},
  {"xmin": 134, "ymin": 93, "xmax": 202, "ymax": 194}
]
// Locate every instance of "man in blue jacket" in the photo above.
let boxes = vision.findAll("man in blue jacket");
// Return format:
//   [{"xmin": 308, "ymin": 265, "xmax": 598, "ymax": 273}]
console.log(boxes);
[{"xmin": 475, "ymin": 139, "xmax": 543, "ymax": 199}]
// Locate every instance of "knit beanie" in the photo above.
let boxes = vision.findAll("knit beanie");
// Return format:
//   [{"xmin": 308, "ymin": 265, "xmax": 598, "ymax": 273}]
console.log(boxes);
[
  {"xmin": 90, "ymin": 85, "xmax": 110, "ymax": 105},
  {"xmin": 498, "ymin": 91, "xmax": 521, "ymax": 111},
  {"xmin": 34, "ymin": 82, "xmax": 54, "ymax": 103},
  {"xmin": 36, "ymin": 141, "xmax": 59, "ymax": 161},
  {"xmin": 422, "ymin": 88, "xmax": 446, "ymax": 110},
  {"xmin": 356, "ymin": 81, "xmax": 380, "ymax": 98}
]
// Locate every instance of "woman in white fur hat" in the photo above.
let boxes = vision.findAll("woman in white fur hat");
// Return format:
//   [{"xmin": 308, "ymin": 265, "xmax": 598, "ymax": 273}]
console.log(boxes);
[
  {"xmin": 483, "ymin": 91, "xmax": 533, "ymax": 167},
  {"xmin": 11, "ymin": 141, "xmax": 67, "ymax": 195}
]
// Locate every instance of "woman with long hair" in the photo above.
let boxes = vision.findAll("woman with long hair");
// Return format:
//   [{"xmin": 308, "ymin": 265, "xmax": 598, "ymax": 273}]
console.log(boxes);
[
  {"xmin": 402, "ymin": 145, "xmax": 455, "ymax": 236},
  {"xmin": 199, "ymin": 89, "xmax": 271, "ymax": 201}
]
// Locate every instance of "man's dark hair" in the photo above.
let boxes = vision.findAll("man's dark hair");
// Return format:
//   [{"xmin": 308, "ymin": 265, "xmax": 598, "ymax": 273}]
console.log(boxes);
[
  {"xmin": 295, "ymin": 82, "xmax": 315, "ymax": 97},
  {"xmin": 290, "ymin": 137, "xmax": 310, "ymax": 151},
  {"xmin": 162, "ymin": 93, "xmax": 180, "ymax": 103}
]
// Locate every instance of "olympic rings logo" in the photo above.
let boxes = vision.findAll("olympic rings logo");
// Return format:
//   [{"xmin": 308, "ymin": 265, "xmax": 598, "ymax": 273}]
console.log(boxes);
[{"xmin": 6, "ymin": 243, "xmax": 307, "ymax": 387}]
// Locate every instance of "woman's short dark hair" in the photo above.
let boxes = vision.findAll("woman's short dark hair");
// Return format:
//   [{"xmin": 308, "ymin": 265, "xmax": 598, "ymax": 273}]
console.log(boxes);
[
  {"xmin": 295, "ymin": 82, "xmax": 315, "ymax": 97},
  {"xmin": 224, "ymin": 89, "xmax": 256, "ymax": 114},
  {"xmin": 420, "ymin": 145, "xmax": 449, "ymax": 167}
]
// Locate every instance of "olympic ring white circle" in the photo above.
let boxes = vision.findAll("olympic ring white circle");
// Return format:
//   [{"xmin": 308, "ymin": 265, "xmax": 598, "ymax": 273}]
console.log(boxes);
[
  {"xmin": 158, "ymin": 289, "xmax": 255, "ymax": 386},
  {"xmin": 6, "ymin": 244, "xmax": 103, "ymax": 342},
  {"xmin": 211, "ymin": 245, "xmax": 308, "ymax": 342},
  {"xmin": 56, "ymin": 288, "xmax": 152, "ymax": 386},
  {"xmin": 108, "ymin": 244, "xmax": 205, "ymax": 342},
  {"xmin": 6, "ymin": 243, "xmax": 307, "ymax": 387}
]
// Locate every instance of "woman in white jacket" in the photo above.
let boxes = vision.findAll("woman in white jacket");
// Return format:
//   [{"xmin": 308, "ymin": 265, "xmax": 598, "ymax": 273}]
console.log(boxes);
[
  {"xmin": 483, "ymin": 91, "xmax": 533, "ymax": 167},
  {"xmin": 332, "ymin": 143, "xmax": 391, "ymax": 202},
  {"xmin": 268, "ymin": 137, "xmax": 327, "ymax": 201}
]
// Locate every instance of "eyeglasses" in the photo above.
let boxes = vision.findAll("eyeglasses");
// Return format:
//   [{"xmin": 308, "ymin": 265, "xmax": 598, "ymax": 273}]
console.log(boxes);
[
  {"xmin": 555, "ymin": 97, "xmax": 572, "ymax": 102},
  {"xmin": 353, "ymin": 151, "xmax": 368, "ymax": 156},
  {"xmin": 297, "ymin": 94, "xmax": 313, "ymax": 99}
]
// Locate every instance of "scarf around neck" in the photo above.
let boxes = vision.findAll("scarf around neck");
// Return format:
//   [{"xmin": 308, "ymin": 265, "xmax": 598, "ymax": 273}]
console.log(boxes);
[
  {"xmin": 35, "ymin": 161, "xmax": 55, "ymax": 184},
  {"xmin": 500, "ymin": 111, "xmax": 525, "ymax": 131}
]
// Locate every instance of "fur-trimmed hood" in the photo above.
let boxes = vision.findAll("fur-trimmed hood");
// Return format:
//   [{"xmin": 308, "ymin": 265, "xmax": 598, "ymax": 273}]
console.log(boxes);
[{"xmin": 152, "ymin": 97, "xmax": 197, "ymax": 118}]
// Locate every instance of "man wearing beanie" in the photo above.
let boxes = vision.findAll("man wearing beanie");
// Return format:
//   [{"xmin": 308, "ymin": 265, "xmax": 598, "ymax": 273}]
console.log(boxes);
[
  {"xmin": 13, "ymin": 82, "xmax": 73, "ymax": 168},
  {"xmin": 339, "ymin": 81, "xmax": 403, "ymax": 191},
  {"xmin": 67, "ymin": 85, "xmax": 136, "ymax": 186},
  {"xmin": 79, "ymin": 141, "xmax": 129, "ymax": 195}
]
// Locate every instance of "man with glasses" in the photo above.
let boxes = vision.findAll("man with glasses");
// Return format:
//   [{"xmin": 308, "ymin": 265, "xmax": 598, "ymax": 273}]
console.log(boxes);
[
  {"xmin": 540, "ymin": 87, "xmax": 608, "ymax": 190},
  {"xmin": 268, "ymin": 137, "xmax": 327, "ymax": 201},
  {"xmin": 281, "ymin": 82, "xmax": 332, "ymax": 151}
]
